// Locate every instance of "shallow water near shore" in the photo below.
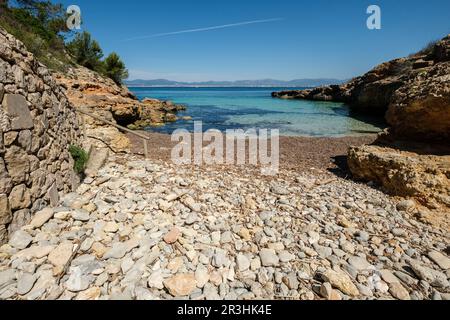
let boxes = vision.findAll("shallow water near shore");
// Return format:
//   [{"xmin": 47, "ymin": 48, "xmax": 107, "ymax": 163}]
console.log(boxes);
[{"xmin": 130, "ymin": 87, "xmax": 386, "ymax": 137}]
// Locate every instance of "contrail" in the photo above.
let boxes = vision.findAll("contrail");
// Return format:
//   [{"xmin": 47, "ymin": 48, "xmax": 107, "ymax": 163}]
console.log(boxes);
[{"xmin": 124, "ymin": 18, "xmax": 284, "ymax": 41}]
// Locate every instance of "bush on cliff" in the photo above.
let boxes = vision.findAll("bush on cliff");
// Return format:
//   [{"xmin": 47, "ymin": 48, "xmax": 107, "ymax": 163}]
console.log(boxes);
[
  {"xmin": 102, "ymin": 52, "xmax": 129, "ymax": 85},
  {"xmin": 0, "ymin": 0, "xmax": 73, "ymax": 70}
]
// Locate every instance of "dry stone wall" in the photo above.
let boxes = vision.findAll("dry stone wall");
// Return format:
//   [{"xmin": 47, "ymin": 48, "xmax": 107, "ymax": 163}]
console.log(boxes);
[{"xmin": 0, "ymin": 28, "xmax": 81, "ymax": 244}]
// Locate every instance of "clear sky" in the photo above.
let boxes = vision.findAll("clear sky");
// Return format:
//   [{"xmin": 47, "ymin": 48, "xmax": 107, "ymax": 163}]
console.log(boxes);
[{"xmin": 58, "ymin": 0, "xmax": 450, "ymax": 81}]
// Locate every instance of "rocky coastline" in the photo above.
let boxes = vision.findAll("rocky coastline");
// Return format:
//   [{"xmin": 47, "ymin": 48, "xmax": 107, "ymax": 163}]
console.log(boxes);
[
  {"xmin": 53, "ymin": 66, "xmax": 186, "ymax": 153},
  {"xmin": 1, "ymin": 27, "xmax": 449, "ymax": 301},
  {"xmin": 273, "ymin": 34, "xmax": 450, "ymax": 220}
]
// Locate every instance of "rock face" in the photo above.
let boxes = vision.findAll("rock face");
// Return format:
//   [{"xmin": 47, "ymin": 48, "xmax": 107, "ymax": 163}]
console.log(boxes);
[
  {"xmin": 273, "ymin": 34, "xmax": 450, "ymax": 216},
  {"xmin": 53, "ymin": 67, "xmax": 185, "ymax": 152},
  {"xmin": 348, "ymin": 143, "xmax": 450, "ymax": 218},
  {"xmin": 386, "ymin": 62, "xmax": 450, "ymax": 141},
  {"xmin": 273, "ymin": 34, "xmax": 450, "ymax": 141},
  {"xmin": 0, "ymin": 28, "xmax": 81, "ymax": 244}
]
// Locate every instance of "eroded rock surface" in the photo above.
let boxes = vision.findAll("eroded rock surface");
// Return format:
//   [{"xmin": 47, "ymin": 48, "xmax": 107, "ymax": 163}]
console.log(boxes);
[
  {"xmin": 53, "ymin": 67, "xmax": 185, "ymax": 152},
  {"xmin": 348, "ymin": 144, "xmax": 450, "ymax": 228}
]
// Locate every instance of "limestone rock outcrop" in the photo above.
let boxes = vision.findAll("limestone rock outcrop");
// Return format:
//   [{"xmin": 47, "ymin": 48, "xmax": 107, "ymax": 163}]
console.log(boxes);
[
  {"xmin": 53, "ymin": 67, "xmax": 185, "ymax": 152},
  {"xmin": 0, "ymin": 28, "xmax": 81, "ymax": 243},
  {"xmin": 275, "ymin": 35, "xmax": 450, "ymax": 217},
  {"xmin": 386, "ymin": 62, "xmax": 450, "ymax": 141},
  {"xmin": 348, "ymin": 144, "xmax": 450, "ymax": 210}
]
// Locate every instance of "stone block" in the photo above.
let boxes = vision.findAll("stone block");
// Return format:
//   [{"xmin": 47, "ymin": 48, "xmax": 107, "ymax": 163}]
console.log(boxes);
[
  {"xmin": 9, "ymin": 184, "xmax": 31, "ymax": 210},
  {"xmin": 0, "ymin": 193, "xmax": 12, "ymax": 225},
  {"xmin": 2, "ymin": 94, "xmax": 34, "ymax": 130},
  {"xmin": 4, "ymin": 145, "xmax": 29, "ymax": 184}
]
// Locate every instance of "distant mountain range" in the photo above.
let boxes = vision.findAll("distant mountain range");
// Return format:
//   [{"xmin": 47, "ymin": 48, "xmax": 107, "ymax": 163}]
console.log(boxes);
[{"xmin": 125, "ymin": 78, "xmax": 346, "ymax": 88}]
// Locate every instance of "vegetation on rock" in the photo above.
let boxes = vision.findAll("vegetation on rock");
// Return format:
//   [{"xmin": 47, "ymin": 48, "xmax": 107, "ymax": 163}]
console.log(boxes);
[
  {"xmin": 0, "ymin": 0, "xmax": 73, "ymax": 70},
  {"xmin": 69, "ymin": 145, "xmax": 89, "ymax": 174},
  {"xmin": 0, "ymin": 0, "xmax": 128, "ymax": 83}
]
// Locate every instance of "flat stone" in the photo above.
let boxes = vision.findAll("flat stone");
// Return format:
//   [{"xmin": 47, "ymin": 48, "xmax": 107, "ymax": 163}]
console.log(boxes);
[
  {"xmin": 167, "ymin": 257, "xmax": 183, "ymax": 273},
  {"xmin": 17, "ymin": 273, "xmax": 37, "ymax": 295},
  {"xmin": 389, "ymin": 282, "xmax": 410, "ymax": 300},
  {"xmin": 76, "ymin": 287, "xmax": 101, "ymax": 300},
  {"xmin": 410, "ymin": 260, "xmax": 449, "ymax": 288},
  {"xmin": 185, "ymin": 213, "xmax": 199, "ymax": 225},
  {"xmin": 278, "ymin": 251, "xmax": 295, "ymax": 263},
  {"xmin": 236, "ymin": 254, "xmax": 250, "ymax": 272},
  {"xmin": 320, "ymin": 282, "xmax": 342, "ymax": 300},
  {"xmin": 163, "ymin": 273, "xmax": 196, "ymax": 297},
  {"xmin": 394, "ymin": 271, "xmax": 419, "ymax": 287},
  {"xmin": 29, "ymin": 208, "xmax": 54, "ymax": 228},
  {"xmin": 212, "ymin": 249, "xmax": 229, "ymax": 268},
  {"xmin": 428, "ymin": 251, "xmax": 450, "ymax": 270},
  {"xmin": 270, "ymin": 185, "xmax": 289, "ymax": 195},
  {"xmin": 321, "ymin": 269, "xmax": 359, "ymax": 297},
  {"xmin": 84, "ymin": 148, "xmax": 109, "ymax": 177},
  {"xmin": 2, "ymin": 94, "xmax": 33, "ymax": 130},
  {"xmin": 163, "ymin": 227, "xmax": 181, "ymax": 244},
  {"xmin": 0, "ymin": 269, "xmax": 16, "ymax": 287},
  {"xmin": 195, "ymin": 264, "xmax": 209, "ymax": 288},
  {"xmin": 348, "ymin": 256, "xmax": 372, "ymax": 271},
  {"xmin": 259, "ymin": 249, "xmax": 279, "ymax": 267},
  {"xmin": 103, "ymin": 221, "xmax": 119, "ymax": 233},
  {"xmin": 48, "ymin": 242, "xmax": 74, "ymax": 268},
  {"xmin": 66, "ymin": 266, "xmax": 93, "ymax": 292},
  {"xmin": 12, "ymin": 245, "xmax": 55, "ymax": 260},
  {"xmin": 396, "ymin": 200, "xmax": 416, "ymax": 212},
  {"xmin": 9, "ymin": 230, "xmax": 32, "ymax": 249},
  {"xmin": 221, "ymin": 231, "xmax": 233, "ymax": 243},
  {"xmin": 103, "ymin": 243, "xmax": 128, "ymax": 260},
  {"xmin": 72, "ymin": 209, "xmax": 90, "ymax": 222},
  {"xmin": 283, "ymin": 272, "xmax": 299, "ymax": 290},
  {"xmin": 147, "ymin": 271, "xmax": 164, "ymax": 289},
  {"xmin": 238, "ymin": 227, "xmax": 251, "ymax": 240},
  {"xmin": 380, "ymin": 269, "xmax": 400, "ymax": 284}
]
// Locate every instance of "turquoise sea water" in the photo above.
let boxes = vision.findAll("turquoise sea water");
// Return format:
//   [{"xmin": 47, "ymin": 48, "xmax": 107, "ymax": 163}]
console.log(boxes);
[{"xmin": 129, "ymin": 87, "xmax": 386, "ymax": 137}]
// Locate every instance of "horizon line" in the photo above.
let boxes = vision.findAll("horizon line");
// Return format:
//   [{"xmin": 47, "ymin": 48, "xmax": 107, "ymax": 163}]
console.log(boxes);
[{"xmin": 125, "ymin": 77, "xmax": 347, "ymax": 82}]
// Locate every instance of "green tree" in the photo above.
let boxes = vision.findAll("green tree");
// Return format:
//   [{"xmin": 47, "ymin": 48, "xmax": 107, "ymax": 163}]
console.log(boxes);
[
  {"xmin": 103, "ymin": 52, "xmax": 129, "ymax": 84},
  {"xmin": 66, "ymin": 31, "xmax": 104, "ymax": 71}
]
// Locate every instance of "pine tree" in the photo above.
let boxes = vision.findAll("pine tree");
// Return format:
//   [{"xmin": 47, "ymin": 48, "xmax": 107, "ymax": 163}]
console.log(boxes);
[{"xmin": 103, "ymin": 52, "xmax": 129, "ymax": 85}]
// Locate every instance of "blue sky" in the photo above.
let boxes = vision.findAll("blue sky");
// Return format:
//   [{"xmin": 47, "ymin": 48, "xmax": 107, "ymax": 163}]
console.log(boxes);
[{"xmin": 58, "ymin": 0, "xmax": 450, "ymax": 81}]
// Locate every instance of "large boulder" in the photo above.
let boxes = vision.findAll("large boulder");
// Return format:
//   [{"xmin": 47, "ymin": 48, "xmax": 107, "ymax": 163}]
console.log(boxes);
[{"xmin": 348, "ymin": 144, "xmax": 450, "ymax": 209}]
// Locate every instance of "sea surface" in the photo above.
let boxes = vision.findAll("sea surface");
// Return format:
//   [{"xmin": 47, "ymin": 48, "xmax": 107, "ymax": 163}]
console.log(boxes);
[{"xmin": 129, "ymin": 87, "xmax": 386, "ymax": 137}]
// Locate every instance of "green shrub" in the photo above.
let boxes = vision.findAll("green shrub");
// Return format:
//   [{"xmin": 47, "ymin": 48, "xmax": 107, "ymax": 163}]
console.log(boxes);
[
  {"xmin": 0, "ymin": 3, "xmax": 73, "ymax": 71},
  {"xmin": 66, "ymin": 31, "xmax": 104, "ymax": 71},
  {"xmin": 103, "ymin": 52, "xmax": 129, "ymax": 85},
  {"xmin": 69, "ymin": 145, "xmax": 89, "ymax": 174}
]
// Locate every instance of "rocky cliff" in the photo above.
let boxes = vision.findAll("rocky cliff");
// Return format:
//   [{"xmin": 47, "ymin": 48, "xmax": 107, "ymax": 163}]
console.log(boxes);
[
  {"xmin": 53, "ymin": 67, "xmax": 185, "ymax": 153},
  {"xmin": 0, "ymin": 28, "xmax": 81, "ymax": 243},
  {"xmin": 274, "ymin": 35, "xmax": 450, "ymax": 221}
]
